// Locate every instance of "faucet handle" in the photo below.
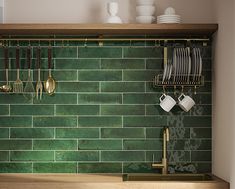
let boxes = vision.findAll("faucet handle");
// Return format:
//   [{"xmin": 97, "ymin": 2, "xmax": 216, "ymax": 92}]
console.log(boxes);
[
  {"xmin": 164, "ymin": 127, "xmax": 170, "ymax": 142},
  {"xmin": 152, "ymin": 154, "xmax": 155, "ymax": 163}
]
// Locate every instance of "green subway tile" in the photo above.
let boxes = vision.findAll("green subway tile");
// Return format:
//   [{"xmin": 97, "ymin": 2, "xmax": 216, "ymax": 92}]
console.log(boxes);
[
  {"xmin": 190, "ymin": 105, "xmax": 212, "ymax": 116},
  {"xmin": 56, "ymin": 151, "xmax": 99, "ymax": 161},
  {"xmin": 0, "ymin": 128, "xmax": 9, "ymax": 138},
  {"xmin": 194, "ymin": 94, "xmax": 212, "ymax": 104},
  {"xmin": 146, "ymin": 105, "xmax": 169, "ymax": 115},
  {"xmin": 0, "ymin": 151, "xmax": 9, "ymax": 161},
  {"xmin": 101, "ymin": 105, "xmax": 145, "ymax": 115},
  {"xmin": 33, "ymin": 94, "xmax": 77, "ymax": 104},
  {"xmin": 78, "ymin": 94, "xmax": 122, "ymax": 104},
  {"xmin": 78, "ymin": 140, "xmax": 122, "ymax": 150},
  {"xmin": 0, "ymin": 117, "xmax": 32, "ymax": 127},
  {"xmin": 101, "ymin": 82, "xmax": 145, "ymax": 92},
  {"xmin": 146, "ymin": 59, "xmax": 163, "ymax": 69},
  {"xmin": 123, "ymin": 47, "xmax": 163, "ymax": 58},
  {"xmin": 56, "ymin": 128, "xmax": 99, "ymax": 138},
  {"xmin": 10, "ymin": 105, "xmax": 54, "ymax": 115},
  {"xmin": 0, "ymin": 140, "xmax": 32, "ymax": 150},
  {"xmin": 33, "ymin": 117, "xmax": 77, "ymax": 127},
  {"xmin": 57, "ymin": 82, "xmax": 99, "ymax": 92},
  {"xmin": 101, "ymin": 59, "xmax": 145, "ymax": 69},
  {"xmin": 101, "ymin": 128, "xmax": 145, "ymax": 138},
  {"xmin": 10, "ymin": 151, "xmax": 54, "ymax": 161},
  {"xmin": 0, "ymin": 105, "xmax": 9, "ymax": 115},
  {"xmin": 123, "ymin": 71, "xmax": 157, "ymax": 81},
  {"xmin": 11, "ymin": 128, "xmax": 54, "ymax": 138},
  {"xmin": 196, "ymin": 163, "xmax": 212, "ymax": 173},
  {"xmin": 33, "ymin": 140, "xmax": 77, "ymax": 150},
  {"xmin": 0, "ymin": 163, "xmax": 32, "ymax": 173},
  {"xmin": 77, "ymin": 163, "xmax": 122, "ymax": 173},
  {"xmin": 78, "ymin": 71, "xmax": 122, "ymax": 81},
  {"xmin": 56, "ymin": 59, "xmax": 100, "ymax": 69},
  {"xmin": 0, "ymin": 94, "xmax": 32, "ymax": 104},
  {"xmin": 124, "ymin": 140, "xmax": 162, "ymax": 150},
  {"xmin": 202, "ymin": 59, "xmax": 212, "ymax": 70},
  {"xmin": 78, "ymin": 47, "xmax": 122, "ymax": 58},
  {"xmin": 123, "ymin": 116, "xmax": 167, "ymax": 127},
  {"xmin": 123, "ymin": 163, "xmax": 154, "ymax": 173},
  {"xmin": 0, "ymin": 70, "xmax": 28, "ymax": 81},
  {"xmin": 101, "ymin": 151, "xmax": 145, "ymax": 161},
  {"xmin": 146, "ymin": 128, "xmax": 162, "ymax": 138},
  {"xmin": 183, "ymin": 116, "xmax": 211, "ymax": 127},
  {"xmin": 33, "ymin": 70, "xmax": 77, "ymax": 81},
  {"xmin": 33, "ymin": 163, "xmax": 77, "ymax": 173},
  {"xmin": 123, "ymin": 93, "xmax": 158, "ymax": 104},
  {"xmin": 53, "ymin": 47, "xmax": 77, "ymax": 58},
  {"xmin": 56, "ymin": 105, "xmax": 99, "ymax": 115},
  {"xmin": 78, "ymin": 116, "xmax": 122, "ymax": 127},
  {"xmin": 191, "ymin": 128, "xmax": 212, "ymax": 138},
  {"xmin": 191, "ymin": 151, "xmax": 211, "ymax": 162},
  {"xmin": 201, "ymin": 47, "xmax": 212, "ymax": 58}
]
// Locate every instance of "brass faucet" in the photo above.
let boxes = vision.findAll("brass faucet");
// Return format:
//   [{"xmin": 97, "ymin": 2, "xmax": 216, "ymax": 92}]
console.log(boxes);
[{"xmin": 152, "ymin": 127, "xmax": 170, "ymax": 174}]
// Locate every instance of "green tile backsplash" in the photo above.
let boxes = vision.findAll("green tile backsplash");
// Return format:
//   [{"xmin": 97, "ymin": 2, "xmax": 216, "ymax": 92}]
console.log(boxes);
[{"xmin": 0, "ymin": 37, "xmax": 212, "ymax": 173}]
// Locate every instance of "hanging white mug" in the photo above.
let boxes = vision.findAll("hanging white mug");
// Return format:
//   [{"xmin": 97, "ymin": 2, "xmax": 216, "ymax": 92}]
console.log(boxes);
[
  {"xmin": 178, "ymin": 93, "xmax": 195, "ymax": 112},
  {"xmin": 160, "ymin": 94, "xmax": 176, "ymax": 112}
]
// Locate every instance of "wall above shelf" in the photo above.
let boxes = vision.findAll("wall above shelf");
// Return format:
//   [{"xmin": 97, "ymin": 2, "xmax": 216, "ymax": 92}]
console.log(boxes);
[{"xmin": 0, "ymin": 23, "xmax": 218, "ymax": 37}]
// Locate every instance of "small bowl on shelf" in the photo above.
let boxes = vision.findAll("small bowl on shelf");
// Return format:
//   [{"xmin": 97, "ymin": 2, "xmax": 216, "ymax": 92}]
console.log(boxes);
[{"xmin": 136, "ymin": 16, "xmax": 155, "ymax": 24}]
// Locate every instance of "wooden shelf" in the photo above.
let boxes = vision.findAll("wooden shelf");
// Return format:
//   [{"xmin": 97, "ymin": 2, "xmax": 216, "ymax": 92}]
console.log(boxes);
[{"xmin": 0, "ymin": 23, "xmax": 218, "ymax": 37}]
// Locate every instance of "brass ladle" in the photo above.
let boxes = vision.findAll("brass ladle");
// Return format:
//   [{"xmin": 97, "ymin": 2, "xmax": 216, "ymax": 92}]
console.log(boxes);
[{"xmin": 44, "ymin": 47, "xmax": 56, "ymax": 95}]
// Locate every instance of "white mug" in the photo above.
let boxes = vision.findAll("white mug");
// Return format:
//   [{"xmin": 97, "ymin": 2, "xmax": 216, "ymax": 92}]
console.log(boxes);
[
  {"xmin": 178, "ymin": 94, "xmax": 195, "ymax": 112},
  {"xmin": 160, "ymin": 94, "xmax": 176, "ymax": 112}
]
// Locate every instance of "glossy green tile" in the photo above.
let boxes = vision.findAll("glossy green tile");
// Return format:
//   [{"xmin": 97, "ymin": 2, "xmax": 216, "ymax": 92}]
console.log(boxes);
[
  {"xmin": 78, "ymin": 94, "xmax": 122, "ymax": 104},
  {"xmin": 57, "ymin": 82, "xmax": 99, "ymax": 92},
  {"xmin": 78, "ymin": 71, "xmax": 122, "ymax": 81},
  {"xmin": 0, "ymin": 70, "xmax": 28, "ymax": 81},
  {"xmin": 56, "ymin": 59, "xmax": 100, "ymax": 69},
  {"xmin": 123, "ymin": 93, "xmax": 158, "ymax": 104},
  {"xmin": 183, "ymin": 116, "xmax": 212, "ymax": 127},
  {"xmin": 33, "ymin": 70, "xmax": 77, "ymax": 81},
  {"xmin": 10, "ymin": 105, "xmax": 54, "ymax": 115},
  {"xmin": 146, "ymin": 59, "xmax": 163, "ymax": 69},
  {"xmin": 123, "ymin": 116, "xmax": 167, "ymax": 127},
  {"xmin": 78, "ymin": 116, "xmax": 122, "ymax": 127},
  {"xmin": 0, "ymin": 140, "xmax": 32, "ymax": 150},
  {"xmin": 78, "ymin": 140, "xmax": 122, "ymax": 150},
  {"xmin": 101, "ymin": 128, "xmax": 145, "ymax": 138},
  {"xmin": 11, "ymin": 128, "xmax": 54, "ymax": 138},
  {"xmin": 78, "ymin": 47, "xmax": 122, "ymax": 58},
  {"xmin": 77, "ymin": 163, "xmax": 122, "ymax": 173},
  {"xmin": 0, "ymin": 117, "xmax": 32, "ymax": 127},
  {"xmin": 146, "ymin": 128, "xmax": 163, "ymax": 138},
  {"xmin": 56, "ymin": 151, "xmax": 99, "ymax": 161},
  {"xmin": 56, "ymin": 105, "xmax": 99, "ymax": 115},
  {"xmin": 33, "ymin": 163, "xmax": 77, "ymax": 173},
  {"xmin": 0, "ymin": 128, "xmax": 9, "ymax": 138},
  {"xmin": 10, "ymin": 151, "xmax": 54, "ymax": 161},
  {"xmin": 101, "ymin": 82, "xmax": 145, "ymax": 92},
  {"xmin": 33, "ymin": 140, "xmax": 77, "ymax": 150},
  {"xmin": 146, "ymin": 105, "xmax": 170, "ymax": 115},
  {"xmin": 124, "ymin": 140, "xmax": 162, "ymax": 150},
  {"xmin": 33, "ymin": 117, "xmax": 77, "ymax": 127},
  {"xmin": 191, "ymin": 128, "xmax": 212, "ymax": 139},
  {"xmin": 0, "ymin": 163, "xmax": 32, "ymax": 173},
  {"xmin": 101, "ymin": 59, "xmax": 145, "ymax": 69},
  {"xmin": 33, "ymin": 94, "xmax": 77, "ymax": 104},
  {"xmin": 56, "ymin": 128, "xmax": 99, "ymax": 138},
  {"xmin": 101, "ymin": 105, "xmax": 145, "ymax": 115},
  {"xmin": 101, "ymin": 151, "xmax": 145, "ymax": 161},
  {"xmin": 123, "ymin": 71, "xmax": 158, "ymax": 81},
  {"xmin": 191, "ymin": 151, "xmax": 211, "ymax": 162},
  {"xmin": 53, "ymin": 47, "xmax": 77, "ymax": 58},
  {"xmin": 0, "ymin": 105, "xmax": 9, "ymax": 115},
  {"xmin": 0, "ymin": 151, "xmax": 9, "ymax": 161},
  {"xmin": 123, "ymin": 47, "xmax": 163, "ymax": 58},
  {"xmin": 123, "ymin": 163, "xmax": 155, "ymax": 173}
]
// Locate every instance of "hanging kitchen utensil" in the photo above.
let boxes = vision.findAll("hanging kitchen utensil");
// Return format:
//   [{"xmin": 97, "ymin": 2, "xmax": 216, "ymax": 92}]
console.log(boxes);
[
  {"xmin": 0, "ymin": 47, "xmax": 12, "ymax": 93},
  {"xmin": 23, "ymin": 46, "xmax": 35, "ymax": 100},
  {"xmin": 13, "ymin": 46, "xmax": 23, "ymax": 93},
  {"xmin": 36, "ymin": 47, "xmax": 43, "ymax": 100},
  {"xmin": 44, "ymin": 46, "xmax": 56, "ymax": 95}
]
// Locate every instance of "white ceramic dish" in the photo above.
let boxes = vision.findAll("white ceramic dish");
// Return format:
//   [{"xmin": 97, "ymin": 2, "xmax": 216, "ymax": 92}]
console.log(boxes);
[
  {"xmin": 157, "ymin": 20, "xmax": 181, "ymax": 24},
  {"xmin": 136, "ymin": 0, "xmax": 155, "ymax": 5},
  {"xmin": 136, "ymin": 16, "xmax": 155, "ymax": 24},
  {"xmin": 136, "ymin": 5, "xmax": 155, "ymax": 16},
  {"xmin": 158, "ymin": 15, "xmax": 180, "ymax": 19}
]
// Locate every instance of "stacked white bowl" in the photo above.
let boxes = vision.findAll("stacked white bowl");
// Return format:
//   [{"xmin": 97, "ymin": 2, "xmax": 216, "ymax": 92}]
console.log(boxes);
[
  {"xmin": 157, "ymin": 7, "xmax": 181, "ymax": 24},
  {"xmin": 136, "ymin": 0, "xmax": 156, "ymax": 24}
]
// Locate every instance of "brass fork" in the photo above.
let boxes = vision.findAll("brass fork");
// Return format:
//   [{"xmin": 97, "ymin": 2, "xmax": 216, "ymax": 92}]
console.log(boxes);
[
  {"xmin": 13, "ymin": 47, "xmax": 23, "ymax": 93},
  {"xmin": 36, "ymin": 48, "xmax": 43, "ymax": 100}
]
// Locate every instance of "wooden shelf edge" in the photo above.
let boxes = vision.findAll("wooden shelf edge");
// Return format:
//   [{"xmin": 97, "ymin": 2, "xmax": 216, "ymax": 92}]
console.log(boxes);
[{"xmin": 0, "ymin": 23, "xmax": 218, "ymax": 36}]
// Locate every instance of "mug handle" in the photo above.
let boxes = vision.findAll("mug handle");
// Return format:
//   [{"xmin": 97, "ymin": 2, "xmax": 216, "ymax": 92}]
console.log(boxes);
[
  {"xmin": 178, "ymin": 94, "xmax": 186, "ymax": 102},
  {"xmin": 160, "ymin": 94, "xmax": 166, "ymax": 102}
]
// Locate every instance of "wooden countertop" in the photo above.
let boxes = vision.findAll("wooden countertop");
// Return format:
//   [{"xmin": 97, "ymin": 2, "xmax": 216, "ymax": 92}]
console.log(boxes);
[{"xmin": 0, "ymin": 174, "xmax": 229, "ymax": 189}]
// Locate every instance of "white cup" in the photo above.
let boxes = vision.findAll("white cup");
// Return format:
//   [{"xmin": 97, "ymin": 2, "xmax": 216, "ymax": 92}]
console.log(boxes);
[
  {"xmin": 178, "ymin": 94, "xmax": 195, "ymax": 112},
  {"xmin": 160, "ymin": 94, "xmax": 176, "ymax": 112}
]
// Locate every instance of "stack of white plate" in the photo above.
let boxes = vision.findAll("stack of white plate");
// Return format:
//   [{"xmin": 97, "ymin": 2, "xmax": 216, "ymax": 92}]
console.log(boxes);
[
  {"xmin": 136, "ymin": 0, "xmax": 156, "ymax": 24},
  {"xmin": 157, "ymin": 7, "xmax": 181, "ymax": 24}
]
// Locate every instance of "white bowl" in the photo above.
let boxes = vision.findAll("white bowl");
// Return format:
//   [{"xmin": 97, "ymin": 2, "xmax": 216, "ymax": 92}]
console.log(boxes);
[
  {"xmin": 136, "ymin": 0, "xmax": 155, "ymax": 5},
  {"xmin": 136, "ymin": 16, "xmax": 155, "ymax": 24},
  {"xmin": 136, "ymin": 6, "xmax": 156, "ymax": 16},
  {"xmin": 164, "ymin": 7, "xmax": 176, "ymax": 15}
]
